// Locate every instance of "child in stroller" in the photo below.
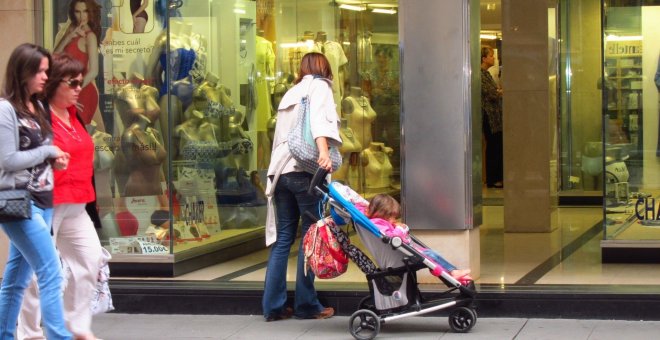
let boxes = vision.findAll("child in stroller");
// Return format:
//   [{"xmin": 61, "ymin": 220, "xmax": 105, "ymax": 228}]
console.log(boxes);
[
  {"xmin": 317, "ymin": 179, "xmax": 477, "ymax": 338},
  {"xmin": 363, "ymin": 194, "xmax": 472, "ymax": 282}
]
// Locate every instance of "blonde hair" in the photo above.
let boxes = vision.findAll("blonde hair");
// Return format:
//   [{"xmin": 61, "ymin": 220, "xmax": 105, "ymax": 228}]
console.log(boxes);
[{"xmin": 367, "ymin": 194, "xmax": 400, "ymax": 220}]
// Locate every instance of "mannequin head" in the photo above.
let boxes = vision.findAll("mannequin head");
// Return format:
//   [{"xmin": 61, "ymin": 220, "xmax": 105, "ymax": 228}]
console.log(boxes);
[{"xmin": 294, "ymin": 52, "xmax": 333, "ymax": 84}]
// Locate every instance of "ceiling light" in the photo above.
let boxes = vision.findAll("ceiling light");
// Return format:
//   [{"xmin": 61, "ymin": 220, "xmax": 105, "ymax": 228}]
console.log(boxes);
[
  {"xmin": 480, "ymin": 34, "xmax": 497, "ymax": 40},
  {"xmin": 372, "ymin": 8, "xmax": 396, "ymax": 14},
  {"xmin": 339, "ymin": 4, "xmax": 366, "ymax": 11}
]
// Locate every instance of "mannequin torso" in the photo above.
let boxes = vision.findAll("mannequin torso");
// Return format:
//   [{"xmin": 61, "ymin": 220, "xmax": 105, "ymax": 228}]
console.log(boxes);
[
  {"xmin": 343, "ymin": 87, "xmax": 377, "ymax": 148},
  {"xmin": 361, "ymin": 142, "xmax": 393, "ymax": 190}
]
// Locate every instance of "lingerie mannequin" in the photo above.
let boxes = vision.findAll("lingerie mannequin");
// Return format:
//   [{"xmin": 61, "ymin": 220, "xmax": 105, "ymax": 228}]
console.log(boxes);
[
  {"xmin": 87, "ymin": 121, "xmax": 122, "ymax": 239},
  {"xmin": 256, "ymin": 30, "xmax": 275, "ymax": 169},
  {"xmin": 115, "ymin": 72, "xmax": 161, "ymax": 132},
  {"xmin": 267, "ymin": 82, "xmax": 289, "ymax": 143},
  {"xmin": 215, "ymin": 108, "xmax": 256, "ymax": 205},
  {"xmin": 173, "ymin": 108, "xmax": 221, "ymax": 163},
  {"xmin": 342, "ymin": 87, "xmax": 377, "ymax": 148},
  {"xmin": 115, "ymin": 75, "xmax": 167, "ymax": 197},
  {"xmin": 184, "ymin": 75, "xmax": 235, "ymax": 158},
  {"xmin": 361, "ymin": 142, "xmax": 394, "ymax": 191},
  {"xmin": 120, "ymin": 113, "xmax": 167, "ymax": 197},
  {"xmin": 315, "ymin": 31, "xmax": 348, "ymax": 112},
  {"xmin": 147, "ymin": 19, "xmax": 197, "ymax": 97},
  {"xmin": 334, "ymin": 118, "xmax": 362, "ymax": 182},
  {"xmin": 219, "ymin": 109, "xmax": 253, "ymax": 171}
]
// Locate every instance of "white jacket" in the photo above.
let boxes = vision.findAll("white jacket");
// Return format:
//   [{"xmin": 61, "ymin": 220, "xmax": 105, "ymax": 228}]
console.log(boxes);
[{"xmin": 264, "ymin": 75, "xmax": 342, "ymax": 246}]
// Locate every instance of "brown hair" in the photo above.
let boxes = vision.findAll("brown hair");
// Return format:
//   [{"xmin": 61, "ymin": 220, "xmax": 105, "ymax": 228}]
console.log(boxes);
[
  {"xmin": 367, "ymin": 194, "xmax": 401, "ymax": 220},
  {"xmin": 294, "ymin": 52, "xmax": 333, "ymax": 84},
  {"xmin": 69, "ymin": 0, "xmax": 102, "ymax": 46},
  {"xmin": 44, "ymin": 53, "xmax": 85, "ymax": 101},
  {"xmin": 1, "ymin": 43, "xmax": 52, "ymax": 135},
  {"xmin": 481, "ymin": 46, "xmax": 493, "ymax": 60}
]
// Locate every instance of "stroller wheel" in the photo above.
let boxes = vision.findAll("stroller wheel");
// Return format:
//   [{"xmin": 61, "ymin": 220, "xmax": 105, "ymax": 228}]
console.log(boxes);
[
  {"xmin": 349, "ymin": 309, "xmax": 380, "ymax": 340},
  {"xmin": 358, "ymin": 296, "xmax": 376, "ymax": 311},
  {"xmin": 448, "ymin": 307, "xmax": 477, "ymax": 333}
]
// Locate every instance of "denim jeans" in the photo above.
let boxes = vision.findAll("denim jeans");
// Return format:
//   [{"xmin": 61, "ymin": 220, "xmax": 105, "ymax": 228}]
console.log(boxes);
[
  {"xmin": 0, "ymin": 202, "xmax": 72, "ymax": 340},
  {"xmin": 263, "ymin": 172, "xmax": 325, "ymax": 319}
]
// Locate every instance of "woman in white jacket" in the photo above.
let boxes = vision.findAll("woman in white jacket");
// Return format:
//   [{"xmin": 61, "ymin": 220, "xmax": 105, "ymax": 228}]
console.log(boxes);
[{"xmin": 262, "ymin": 52, "xmax": 341, "ymax": 321}]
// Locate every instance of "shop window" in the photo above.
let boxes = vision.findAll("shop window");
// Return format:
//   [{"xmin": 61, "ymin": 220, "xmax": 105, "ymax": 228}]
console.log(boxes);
[{"xmin": 45, "ymin": 0, "xmax": 401, "ymax": 272}]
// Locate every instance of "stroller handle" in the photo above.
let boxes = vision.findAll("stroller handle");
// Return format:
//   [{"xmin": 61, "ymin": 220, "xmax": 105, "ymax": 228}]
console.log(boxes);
[{"xmin": 308, "ymin": 168, "xmax": 330, "ymax": 196}]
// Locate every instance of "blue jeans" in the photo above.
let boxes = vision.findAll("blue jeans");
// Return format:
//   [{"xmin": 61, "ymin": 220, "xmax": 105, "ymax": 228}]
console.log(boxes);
[
  {"xmin": 263, "ymin": 172, "xmax": 325, "ymax": 319},
  {"xmin": 422, "ymin": 248, "xmax": 457, "ymax": 272},
  {"xmin": 0, "ymin": 202, "xmax": 72, "ymax": 340}
]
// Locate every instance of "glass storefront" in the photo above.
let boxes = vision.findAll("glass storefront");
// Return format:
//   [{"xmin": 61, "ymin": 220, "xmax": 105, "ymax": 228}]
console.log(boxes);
[
  {"xmin": 602, "ymin": 2, "xmax": 660, "ymax": 257},
  {"xmin": 42, "ymin": 0, "xmax": 401, "ymax": 274},
  {"xmin": 20, "ymin": 0, "xmax": 656, "ymax": 287}
]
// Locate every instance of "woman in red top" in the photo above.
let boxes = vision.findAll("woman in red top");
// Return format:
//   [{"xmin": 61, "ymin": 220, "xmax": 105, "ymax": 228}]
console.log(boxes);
[
  {"xmin": 18, "ymin": 53, "xmax": 102, "ymax": 340},
  {"xmin": 54, "ymin": 0, "xmax": 104, "ymax": 132}
]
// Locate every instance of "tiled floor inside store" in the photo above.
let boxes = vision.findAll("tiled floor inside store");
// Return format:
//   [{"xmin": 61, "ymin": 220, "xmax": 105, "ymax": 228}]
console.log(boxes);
[{"xmin": 115, "ymin": 189, "xmax": 660, "ymax": 288}]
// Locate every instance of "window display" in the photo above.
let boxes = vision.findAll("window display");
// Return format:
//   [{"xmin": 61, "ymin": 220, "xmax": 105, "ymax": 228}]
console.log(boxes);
[
  {"xmin": 602, "ymin": 3, "xmax": 660, "ymax": 257},
  {"xmin": 45, "ymin": 0, "xmax": 401, "ymax": 274}
]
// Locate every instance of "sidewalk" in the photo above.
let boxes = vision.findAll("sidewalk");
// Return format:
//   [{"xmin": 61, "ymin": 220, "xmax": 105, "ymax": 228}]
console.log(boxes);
[{"xmin": 92, "ymin": 313, "xmax": 659, "ymax": 339}]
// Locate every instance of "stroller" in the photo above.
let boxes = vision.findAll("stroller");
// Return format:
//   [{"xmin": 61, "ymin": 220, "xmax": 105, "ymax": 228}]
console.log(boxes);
[{"xmin": 307, "ymin": 170, "xmax": 477, "ymax": 340}]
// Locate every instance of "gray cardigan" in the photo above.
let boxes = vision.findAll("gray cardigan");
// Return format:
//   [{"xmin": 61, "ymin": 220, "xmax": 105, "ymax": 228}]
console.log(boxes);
[{"xmin": 0, "ymin": 99, "xmax": 59, "ymax": 190}]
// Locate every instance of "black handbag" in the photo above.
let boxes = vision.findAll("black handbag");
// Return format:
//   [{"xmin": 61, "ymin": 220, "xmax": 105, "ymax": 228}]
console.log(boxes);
[{"xmin": 0, "ymin": 189, "xmax": 32, "ymax": 223}]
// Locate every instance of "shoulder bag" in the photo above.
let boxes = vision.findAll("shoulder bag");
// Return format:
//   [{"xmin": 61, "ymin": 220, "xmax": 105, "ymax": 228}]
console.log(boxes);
[
  {"xmin": 0, "ymin": 189, "xmax": 32, "ymax": 223},
  {"xmin": 287, "ymin": 80, "xmax": 342, "ymax": 174}
]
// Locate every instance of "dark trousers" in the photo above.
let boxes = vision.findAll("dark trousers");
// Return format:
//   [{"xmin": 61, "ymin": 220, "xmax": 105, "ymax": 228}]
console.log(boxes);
[{"xmin": 483, "ymin": 122, "xmax": 503, "ymax": 186}]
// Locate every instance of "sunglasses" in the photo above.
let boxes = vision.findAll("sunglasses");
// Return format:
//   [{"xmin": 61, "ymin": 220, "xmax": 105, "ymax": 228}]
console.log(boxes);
[{"xmin": 62, "ymin": 79, "xmax": 83, "ymax": 89}]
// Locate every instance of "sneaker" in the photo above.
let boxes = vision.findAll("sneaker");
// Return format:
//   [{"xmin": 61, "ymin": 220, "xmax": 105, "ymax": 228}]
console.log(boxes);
[
  {"xmin": 265, "ymin": 307, "xmax": 293, "ymax": 322},
  {"xmin": 313, "ymin": 307, "xmax": 335, "ymax": 319}
]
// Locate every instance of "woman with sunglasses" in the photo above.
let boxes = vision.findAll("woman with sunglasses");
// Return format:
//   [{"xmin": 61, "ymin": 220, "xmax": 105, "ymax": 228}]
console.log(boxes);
[
  {"xmin": 17, "ymin": 53, "xmax": 102, "ymax": 340},
  {"xmin": 0, "ymin": 44, "xmax": 72, "ymax": 339}
]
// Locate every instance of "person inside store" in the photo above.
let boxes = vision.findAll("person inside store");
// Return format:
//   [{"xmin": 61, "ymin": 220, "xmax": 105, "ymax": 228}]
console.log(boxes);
[
  {"xmin": 0, "ymin": 43, "xmax": 72, "ymax": 340},
  {"xmin": 263, "ymin": 52, "xmax": 341, "ymax": 322},
  {"xmin": 53, "ymin": 0, "xmax": 105, "ymax": 132},
  {"xmin": 131, "ymin": 0, "xmax": 149, "ymax": 33},
  {"xmin": 480, "ymin": 46, "xmax": 503, "ymax": 188},
  {"xmin": 16, "ymin": 52, "xmax": 104, "ymax": 340}
]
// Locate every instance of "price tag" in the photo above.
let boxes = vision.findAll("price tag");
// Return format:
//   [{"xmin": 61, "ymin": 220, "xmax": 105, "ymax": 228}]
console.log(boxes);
[{"xmin": 137, "ymin": 241, "xmax": 169, "ymax": 254}]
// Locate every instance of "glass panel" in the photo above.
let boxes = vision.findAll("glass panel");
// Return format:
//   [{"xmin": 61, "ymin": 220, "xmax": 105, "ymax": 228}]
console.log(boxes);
[
  {"xmin": 603, "ymin": 2, "xmax": 660, "ymax": 240},
  {"xmin": 557, "ymin": 0, "xmax": 603, "ymax": 195},
  {"xmin": 45, "ymin": 0, "xmax": 401, "ymax": 271}
]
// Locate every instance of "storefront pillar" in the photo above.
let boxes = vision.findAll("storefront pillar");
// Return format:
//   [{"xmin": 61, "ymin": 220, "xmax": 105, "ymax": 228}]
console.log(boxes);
[
  {"xmin": 501, "ymin": 0, "xmax": 558, "ymax": 232},
  {"xmin": 399, "ymin": 0, "xmax": 481, "ymax": 281},
  {"xmin": 0, "ymin": 0, "xmax": 43, "ymax": 278}
]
